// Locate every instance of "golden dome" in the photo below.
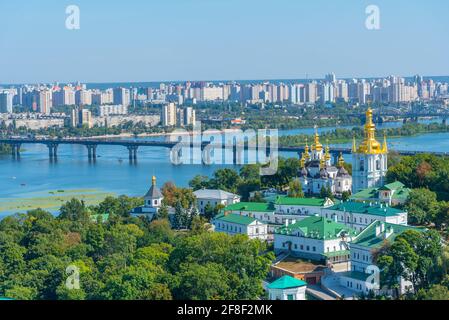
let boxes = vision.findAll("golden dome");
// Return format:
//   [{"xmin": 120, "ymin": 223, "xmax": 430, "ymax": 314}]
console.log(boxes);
[
  {"xmin": 354, "ymin": 108, "xmax": 387, "ymax": 155},
  {"xmin": 311, "ymin": 127, "xmax": 323, "ymax": 152},
  {"xmin": 325, "ymin": 139, "xmax": 331, "ymax": 161}
]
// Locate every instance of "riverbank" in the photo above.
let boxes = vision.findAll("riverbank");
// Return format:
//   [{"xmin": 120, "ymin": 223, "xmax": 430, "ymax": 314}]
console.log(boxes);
[
  {"xmin": 0, "ymin": 189, "xmax": 115, "ymax": 217},
  {"xmin": 279, "ymin": 123, "xmax": 449, "ymax": 147}
]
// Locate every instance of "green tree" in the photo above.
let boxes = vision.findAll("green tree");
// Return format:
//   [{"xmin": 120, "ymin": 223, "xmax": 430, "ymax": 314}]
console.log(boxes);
[
  {"xmin": 416, "ymin": 285, "xmax": 449, "ymax": 300},
  {"xmin": 288, "ymin": 179, "xmax": 304, "ymax": 198},
  {"xmin": 189, "ymin": 175, "xmax": 210, "ymax": 191},
  {"xmin": 405, "ymin": 189, "xmax": 439, "ymax": 225},
  {"xmin": 59, "ymin": 199, "xmax": 90, "ymax": 222},
  {"xmin": 341, "ymin": 191, "xmax": 351, "ymax": 202},
  {"xmin": 172, "ymin": 262, "xmax": 230, "ymax": 300}
]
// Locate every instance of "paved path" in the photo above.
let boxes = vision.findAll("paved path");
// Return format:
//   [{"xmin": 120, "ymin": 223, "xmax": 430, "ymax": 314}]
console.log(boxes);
[
  {"xmin": 306, "ymin": 285, "xmax": 336, "ymax": 300},
  {"xmin": 321, "ymin": 275, "xmax": 356, "ymax": 300}
]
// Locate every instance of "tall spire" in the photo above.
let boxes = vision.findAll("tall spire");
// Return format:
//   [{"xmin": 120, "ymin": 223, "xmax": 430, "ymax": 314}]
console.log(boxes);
[
  {"xmin": 300, "ymin": 153, "xmax": 306, "ymax": 168},
  {"xmin": 352, "ymin": 135, "xmax": 357, "ymax": 153},
  {"xmin": 338, "ymin": 152, "xmax": 345, "ymax": 168},
  {"xmin": 304, "ymin": 138, "xmax": 310, "ymax": 160},
  {"xmin": 311, "ymin": 125, "xmax": 323, "ymax": 152},
  {"xmin": 152, "ymin": 175, "xmax": 157, "ymax": 186},
  {"xmin": 382, "ymin": 132, "xmax": 388, "ymax": 153},
  {"xmin": 325, "ymin": 139, "xmax": 331, "ymax": 162}
]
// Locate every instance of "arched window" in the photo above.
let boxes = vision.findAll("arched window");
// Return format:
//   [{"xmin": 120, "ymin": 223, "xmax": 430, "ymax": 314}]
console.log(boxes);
[{"xmin": 360, "ymin": 159, "xmax": 365, "ymax": 171}]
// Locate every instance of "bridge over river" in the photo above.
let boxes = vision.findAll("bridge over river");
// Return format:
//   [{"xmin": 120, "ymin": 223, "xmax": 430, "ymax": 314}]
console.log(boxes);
[{"xmin": 1, "ymin": 137, "xmax": 447, "ymax": 163}]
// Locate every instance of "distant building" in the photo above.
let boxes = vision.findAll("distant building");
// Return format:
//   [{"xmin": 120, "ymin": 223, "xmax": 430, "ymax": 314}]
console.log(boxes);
[
  {"xmin": 75, "ymin": 89, "xmax": 92, "ymax": 106},
  {"xmin": 161, "ymin": 102, "xmax": 177, "ymax": 126},
  {"xmin": 38, "ymin": 90, "xmax": 52, "ymax": 115},
  {"xmin": 183, "ymin": 106, "xmax": 196, "ymax": 126},
  {"xmin": 267, "ymin": 275, "xmax": 307, "ymax": 300},
  {"xmin": 70, "ymin": 108, "xmax": 93, "ymax": 128},
  {"xmin": 0, "ymin": 91, "xmax": 14, "ymax": 113},
  {"xmin": 99, "ymin": 104, "xmax": 128, "ymax": 117},
  {"xmin": 274, "ymin": 216, "xmax": 357, "ymax": 265},
  {"xmin": 113, "ymin": 88, "xmax": 130, "ymax": 107},
  {"xmin": 53, "ymin": 86, "xmax": 75, "ymax": 106},
  {"xmin": 194, "ymin": 189, "xmax": 240, "ymax": 214},
  {"xmin": 131, "ymin": 176, "xmax": 164, "ymax": 219},
  {"xmin": 351, "ymin": 181, "xmax": 411, "ymax": 206},
  {"xmin": 213, "ymin": 213, "xmax": 268, "ymax": 240}
]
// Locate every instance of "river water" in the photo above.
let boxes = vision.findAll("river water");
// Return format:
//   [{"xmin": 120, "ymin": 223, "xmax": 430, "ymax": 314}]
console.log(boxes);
[{"xmin": 1, "ymin": 119, "xmax": 448, "ymax": 217}]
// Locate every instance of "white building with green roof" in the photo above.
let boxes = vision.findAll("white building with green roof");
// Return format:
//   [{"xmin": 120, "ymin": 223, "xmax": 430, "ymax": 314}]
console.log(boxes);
[
  {"xmin": 339, "ymin": 221, "xmax": 425, "ymax": 296},
  {"xmin": 351, "ymin": 181, "xmax": 411, "ymax": 206},
  {"xmin": 321, "ymin": 201, "xmax": 408, "ymax": 232},
  {"xmin": 274, "ymin": 216, "xmax": 357, "ymax": 265},
  {"xmin": 274, "ymin": 196, "xmax": 335, "ymax": 217},
  {"xmin": 213, "ymin": 213, "xmax": 268, "ymax": 240},
  {"xmin": 222, "ymin": 197, "xmax": 335, "ymax": 234},
  {"xmin": 266, "ymin": 275, "xmax": 307, "ymax": 300}
]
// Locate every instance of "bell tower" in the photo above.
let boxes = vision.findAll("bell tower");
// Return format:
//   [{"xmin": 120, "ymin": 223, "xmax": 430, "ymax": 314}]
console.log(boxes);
[{"xmin": 352, "ymin": 108, "xmax": 388, "ymax": 193}]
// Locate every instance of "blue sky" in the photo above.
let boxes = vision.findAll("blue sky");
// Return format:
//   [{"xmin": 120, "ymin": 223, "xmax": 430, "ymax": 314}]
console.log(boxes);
[{"xmin": 0, "ymin": 0, "xmax": 448, "ymax": 83}]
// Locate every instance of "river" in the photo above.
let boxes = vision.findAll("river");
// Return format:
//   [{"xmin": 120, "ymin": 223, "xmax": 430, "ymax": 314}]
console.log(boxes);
[{"xmin": 0, "ymin": 119, "xmax": 448, "ymax": 217}]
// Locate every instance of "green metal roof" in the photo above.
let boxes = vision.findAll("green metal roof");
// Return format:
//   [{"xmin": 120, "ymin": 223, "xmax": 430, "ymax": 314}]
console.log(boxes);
[
  {"xmin": 275, "ymin": 216, "xmax": 357, "ymax": 240},
  {"xmin": 275, "ymin": 196, "xmax": 331, "ymax": 207},
  {"xmin": 352, "ymin": 221, "xmax": 426, "ymax": 249},
  {"xmin": 351, "ymin": 182, "xmax": 410, "ymax": 202},
  {"xmin": 351, "ymin": 188, "xmax": 378, "ymax": 200},
  {"xmin": 323, "ymin": 250, "xmax": 350, "ymax": 258},
  {"xmin": 223, "ymin": 202, "xmax": 275, "ymax": 213},
  {"xmin": 215, "ymin": 213, "xmax": 258, "ymax": 226},
  {"xmin": 327, "ymin": 201, "xmax": 405, "ymax": 217},
  {"xmin": 267, "ymin": 275, "xmax": 307, "ymax": 289},
  {"xmin": 379, "ymin": 181, "xmax": 405, "ymax": 191}
]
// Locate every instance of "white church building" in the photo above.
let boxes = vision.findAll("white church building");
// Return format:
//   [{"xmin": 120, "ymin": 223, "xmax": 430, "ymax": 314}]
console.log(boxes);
[
  {"xmin": 298, "ymin": 130, "xmax": 352, "ymax": 196},
  {"xmin": 352, "ymin": 108, "xmax": 388, "ymax": 194}
]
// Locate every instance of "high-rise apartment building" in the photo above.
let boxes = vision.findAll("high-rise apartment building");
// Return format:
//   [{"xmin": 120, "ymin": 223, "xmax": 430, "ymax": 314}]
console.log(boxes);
[
  {"xmin": 113, "ymin": 88, "xmax": 131, "ymax": 107},
  {"xmin": 38, "ymin": 90, "xmax": 52, "ymax": 115},
  {"xmin": 161, "ymin": 103, "xmax": 177, "ymax": 126},
  {"xmin": 183, "ymin": 107, "xmax": 196, "ymax": 126},
  {"xmin": 0, "ymin": 91, "xmax": 14, "ymax": 113}
]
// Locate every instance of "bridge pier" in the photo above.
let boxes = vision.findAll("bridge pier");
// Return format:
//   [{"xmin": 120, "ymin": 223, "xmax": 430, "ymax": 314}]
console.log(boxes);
[
  {"xmin": 86, "ymin": 145, "xmax": 97, "ymax": 161},
  {"xmin": 11, "ymin": 143, "xmax": 21, "ymax": 158},
  {"xmin": 47, "ymin": 143, "xmax": 58, "ymax": 160},
  {"xmin": 127, "ymin": 146, "xmax": 138, "ymax": 161}
]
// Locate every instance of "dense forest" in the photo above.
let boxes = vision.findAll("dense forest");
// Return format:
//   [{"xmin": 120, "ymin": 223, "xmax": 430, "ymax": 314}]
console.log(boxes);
[{"xmin": 0, "ymin": 197, "xmax": 273, "ymax": 300}]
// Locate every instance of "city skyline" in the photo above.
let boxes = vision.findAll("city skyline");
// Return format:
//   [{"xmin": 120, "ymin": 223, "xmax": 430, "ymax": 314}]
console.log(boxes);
[{"xmin": 1, "ymin": 0, "xmax": 449, "ymax": 83}]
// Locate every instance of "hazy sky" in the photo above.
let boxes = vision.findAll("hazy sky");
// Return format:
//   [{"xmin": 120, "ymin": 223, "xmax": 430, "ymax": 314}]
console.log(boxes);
[{"xmin": 1, "ymin": 0, "xmax": 448, "ymax": 83}]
